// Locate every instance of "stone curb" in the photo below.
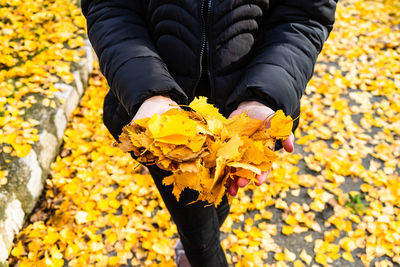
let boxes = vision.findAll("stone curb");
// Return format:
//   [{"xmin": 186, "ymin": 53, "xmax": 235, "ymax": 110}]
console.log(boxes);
[{"xmin": 0, "ymin": 40, "xmax": 94, "ymax": 265}]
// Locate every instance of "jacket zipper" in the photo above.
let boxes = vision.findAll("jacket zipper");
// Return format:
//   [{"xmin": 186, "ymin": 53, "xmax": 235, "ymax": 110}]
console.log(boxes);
[
  {"xmin": 206, "ymin": 0, "xmax": 214, "ymax": 103},
  {"xmin": 193, "ymin": 0, "xmax": 212, "ymax": 99}
]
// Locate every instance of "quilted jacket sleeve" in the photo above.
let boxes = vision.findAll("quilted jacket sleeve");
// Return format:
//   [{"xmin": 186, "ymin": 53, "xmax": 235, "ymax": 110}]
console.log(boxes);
[
  {"xmin": 226, "ymin": 0, "xmax": 337, "ymax": 119},
  {"xmin": 81, "ymin": 0, "xmax": 188, "ymax": 118}
]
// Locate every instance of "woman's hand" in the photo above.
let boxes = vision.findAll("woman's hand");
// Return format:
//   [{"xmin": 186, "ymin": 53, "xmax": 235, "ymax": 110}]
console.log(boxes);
[
  {"xmin": 227, "ymin": 101, "xmax": 295, "ymax": 196},
  {"xmin": 131, "ymin": 95, "xmax": 178, "ymax": 124}
]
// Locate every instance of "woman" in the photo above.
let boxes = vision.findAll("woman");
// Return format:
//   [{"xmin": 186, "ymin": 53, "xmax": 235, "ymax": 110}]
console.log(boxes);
[{"xmin": 81, "ymin": 0, "xmax": 337, "ymax": 266}]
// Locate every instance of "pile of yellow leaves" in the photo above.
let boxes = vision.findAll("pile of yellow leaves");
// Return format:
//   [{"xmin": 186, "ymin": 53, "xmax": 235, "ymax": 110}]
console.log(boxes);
[
  {"xmin": 0, "ymin": 0, "xmax": 86, "ymax": 158},
  {"xmin": 118, "ymin": 97, "xmax": 293, "ymax": 206}
]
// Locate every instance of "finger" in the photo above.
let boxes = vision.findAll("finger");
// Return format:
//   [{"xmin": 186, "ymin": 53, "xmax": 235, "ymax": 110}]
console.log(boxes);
[
  {"xmin": 237, "ymin": 177, "xmax": 250, "ymax": 188},
  {"xmin": 282, "ymin": 133, "xmax": 295, "ymax": 153},
  {"xmin": 228, "ymin": 177, "xmax": 239, "ymax": 196},
  {"xmin": 255, "ymin": 171, "xmax": 270, "ymax": 186}
]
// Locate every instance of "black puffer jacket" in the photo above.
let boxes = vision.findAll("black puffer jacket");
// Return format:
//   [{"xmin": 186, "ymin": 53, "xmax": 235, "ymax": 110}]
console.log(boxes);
[{"xmin": 82, "ymin": 0, "xmax": 337, "ymax": 141}]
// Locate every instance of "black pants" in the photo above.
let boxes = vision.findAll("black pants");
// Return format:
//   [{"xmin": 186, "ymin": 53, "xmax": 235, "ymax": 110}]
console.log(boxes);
[{"xmin": 147, "ymin": 165, "xmax": 230, "ymax": 266}]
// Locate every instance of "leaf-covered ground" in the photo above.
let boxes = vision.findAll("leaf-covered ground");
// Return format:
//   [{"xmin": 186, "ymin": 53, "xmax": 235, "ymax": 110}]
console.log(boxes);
[
  {"xmin": 0, "ymin": 0, "xmax": 86, "ymax": 169},
  {"xmin": 8, "ymin": 0, "xmax": 400, "ymax": 266}
]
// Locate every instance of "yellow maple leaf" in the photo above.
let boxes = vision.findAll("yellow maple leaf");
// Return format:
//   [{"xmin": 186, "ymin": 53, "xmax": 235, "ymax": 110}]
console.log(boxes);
[
  {"xmin": 342, "ymin": 251, "xmax": 355, "ymax": 262},
  {"xmin": 11, "ymin": 241, "xmax": 25, "ymax": 257},
  {"xmin": 189, "ymin": 96, "xmax": 227, "ymax": 122},
  {"xmin": 227, "ymin": 162, "xmax": 261, "ymax": 175},
  {"xmin": 267, "ymin": 110, "xmax": 293, "ymax": 140},
  {"xmin": 242, "ymin": 140, "xmax": 265, "ymax": 165},
  {"xmin": 282, "ymin": 225, "xmax": 294, "ymax": 236},
  {"xmin": 299, "ymin": 249, "xmax": 312, "ymax": 265},
  {"xmin": 225, "ymin": 112, "xmax": 263, "ymax": 137},
  {"xmin": 217, "ymin": 134, "xmax": 243, "ymax": 161},
  {"xmin": 148, "ymin": 112, "xmax": 197, "ymax": 141}
]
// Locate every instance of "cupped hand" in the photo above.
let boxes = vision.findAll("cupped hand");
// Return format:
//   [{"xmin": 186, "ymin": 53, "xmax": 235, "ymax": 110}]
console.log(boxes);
[
  {"xmin": 227, "ymin": 101, "xmax": 295, "ymax": 196},
  {"xmin": 130, "ymin": 95, "xmax": 178, "ymax": 124}
]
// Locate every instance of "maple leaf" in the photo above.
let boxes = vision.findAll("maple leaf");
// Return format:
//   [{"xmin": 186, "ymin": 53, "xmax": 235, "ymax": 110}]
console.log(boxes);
[
  {"xmin": 241, "ymin": 140, "xmax": 265, "ymax": 165},
  {"xmin": 225, "ymin": 112, "xmax": 263, "ymax": 137},
  {"xmin": 148, "ymin": 112, "xmax": 197, "ymax": 143},
  {"xmin": 267, "ymin": 110, "xmax": 293, "ymax": 140},
  {"xmin": 228, "ymin": 162, "xmax": 261, "ymax": 176},
  {"xmin": 189, "ymin": 96, "xmax": 227, "ymax": 123},
  {"xmin": 216, "ymin": 134, "xmax": 244, "ymax": 161}
]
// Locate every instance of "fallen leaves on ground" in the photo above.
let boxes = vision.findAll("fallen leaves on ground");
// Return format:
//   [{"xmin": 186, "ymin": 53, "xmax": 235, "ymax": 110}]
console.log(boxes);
[
  {"xmin": 10, "ymin": 66, "xmax": 178, "ymax": 266},
  {"xmin": 0, "ymin": 0, "xmax": 86, "ymax": 160},
  {"xmin": 8, "ymin": 0, "xmax": 400, "ymax": 266}
]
